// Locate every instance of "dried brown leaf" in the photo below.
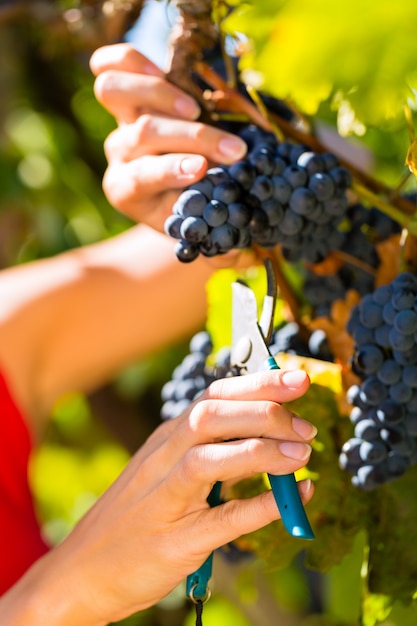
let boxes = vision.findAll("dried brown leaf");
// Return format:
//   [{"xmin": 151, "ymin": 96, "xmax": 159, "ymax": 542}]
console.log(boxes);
[{"xmin": 374, "ymin": 234, "xmax": 401, "ymax": 288}]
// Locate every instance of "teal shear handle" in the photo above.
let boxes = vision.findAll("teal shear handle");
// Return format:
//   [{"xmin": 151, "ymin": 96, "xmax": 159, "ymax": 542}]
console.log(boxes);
[
  {"xmin": 264, "ymin": 356, "xmax": 315, "ymax": 540},
  {"xmin": 186, "ymin": 481, "xmax": 222, "ymax": 602}
]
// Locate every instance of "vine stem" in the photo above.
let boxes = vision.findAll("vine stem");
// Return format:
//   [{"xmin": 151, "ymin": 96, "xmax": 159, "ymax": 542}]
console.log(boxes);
[
  {"xmin": 331, "ymin": 250, "xmax": 377, "ymax": 276},
  {"xmin": 352, "ymin": 181, "xmax": 417, "ymax": 233},
  {"xmin": 193, "ymin": 62, "xmax": 417, "ymax": 219},
  {"xmin": 193, "ymin": 61, "xmax": 272, "ymax": 130},
  {"xmin": 165, "ymin": 1, "xmax": 219, "ymax": 110}
]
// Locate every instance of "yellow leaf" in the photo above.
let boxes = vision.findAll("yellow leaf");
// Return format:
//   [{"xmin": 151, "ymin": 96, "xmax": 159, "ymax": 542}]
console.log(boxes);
[
  {"xmin": 405, "ymin": 139, "xmax": 417, "ymax": 177},
  {"xmin": 274, "ymin": 352, "xmax": 343, "ymax": 395}
]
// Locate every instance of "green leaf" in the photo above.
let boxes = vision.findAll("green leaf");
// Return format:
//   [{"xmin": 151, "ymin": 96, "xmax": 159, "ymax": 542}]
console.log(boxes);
[
  {"xmin": 366, "ymin": 465, "xmax": 417, "ymax": 604},
  {"xmin": 225, "ymin": 1, "xmax": 417, "ymax": 128},
  {"xmin": 362, "ymin": 593, "xmax": 392, "ymax": 626}
]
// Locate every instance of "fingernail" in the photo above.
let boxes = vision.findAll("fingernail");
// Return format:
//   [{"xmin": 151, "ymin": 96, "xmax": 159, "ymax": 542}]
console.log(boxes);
[
  {"xmin": 281, "ymin": 370, "xmax": 308, "ymax": 388},
  {"xmin": 292, "ymin": 417, "xmax": 317, "ymax": 440},
  {"xmin": 179, "ymin": 155, "xmax": 206, "ymax": 176},
  {"xmin": 218, "ymin": 136, "xmax": 247, "ymax": 160},
  {"xmin": 301, "ymin": 478, "xmax": 312, "ymax": 493},
  {"xmin": 279, "ymin": 442, "xmax": 312, "ymax": 460},
  {"xmin": 174, "ymin": 96, "xmax": 201, "ymax": 119}
]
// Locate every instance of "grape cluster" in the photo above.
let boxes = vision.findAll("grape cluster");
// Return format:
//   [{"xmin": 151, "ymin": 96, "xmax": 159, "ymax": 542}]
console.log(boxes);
[
  {"xmin": 160, "ymin": 323, "xmax": 334, "ymax": 421},
  {"xmin": 269, "ymin": 322, "xmax": 334, "ymax": 362},
  {"xmin": 164, "ymin": 125, "xmax": 352, "ymax": 264},
  {"xmin": 160, "ymin": 331, "xmax": 231, "ymax": 420},
  {"xmin": 303, "ymin": 202, "xmax": 401, "ymax": 317},
  {"xmin": 341, "ymin": 272, "xmax": 417, "ymax": 490}
]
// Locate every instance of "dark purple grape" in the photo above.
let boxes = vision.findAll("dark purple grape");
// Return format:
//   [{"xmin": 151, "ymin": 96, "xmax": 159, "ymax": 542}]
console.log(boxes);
[
  {"xmin": 394, "ymin": 309, "xmax": 417, "ymax": 335},
  {"xmin": 262, "ymin": 198, "xmax": 285, "ymax": 226},
  {"xmin": 388, "ymin": 327, "xmax": 414, "ymax": 352},
  {"xmin": 250, "ymin": 175, "xmax": 274, "ymax": 202},
  {"xmin": 203, "ymin": 200, "xmax": 229, "ymax": 227},
  {"xmin": 323, "ymin": 194, "xmax": 348, "ymax": 217},
  {"xmin": 358, "ymin": 376, "xmax": 388, "ymax": 405},
  {"xmin": 297, "ymin": 151, "xmax": 325, "ymax": 174},
  {"xmin": 210, "ymin": 223, "xmax": 239, "ymax": 252},
  {"xmin": 372, "ymin": 283, "xmax": 393, "ymax": 305},
  {"xmin": 353, "ymin": 464, "xmax": 388, "ymax": 490},
  {"xmin": 359, "ymin": 298, "xmax": 383, "ymax": 329},
  {"xmin": 359, "ymin": 440, "xmax": 387, "ymax": 463},
  {"xmin": 308, "ymin": 172, "xmax": 336, "ymax": 201},
  {"xmin": 206, "ymin": 166, "xmax": 230, "ymax": 185},
  {"xmin": 180, "ymin": 216, "xmax": 209, "ymax": 243},
  {"xmin": 329, "ymin": 166, "xmax": 352, "ymax": 191},
  {"xmin": 228, "ymin": 160, "xmax": 257, "ymax": 190},
  {"xmin": 271, "ymin": 175, "xmax": 292, "ymax": 204},
  {"xmin": 289, "ymin": 187, "xmax": 317, "ymax": 216},
  {"xmin": 321, "ymin": 152, "xmax": 340, "ymax": 170},
  {"xmin": 248, "ymin": 146, "xmax": 275, "ymax": 175},
  {"xmin": 174, "ymin": 240, "xmax": 199, "ymax": 263},
  {"xmin": 189, "ymin": 178, "xmax": 214, "ymax": 198},
  {"xmin": 213, "ymin": 180, "xmax": 242, "ymax": 204},
  {"xmin": 376, "ymin": 360, "xmax": 402, "ymax": 385},
  {"xmin": 283, "ymin": 164, "xmax": 309, "ymax": 188},
  {"xmin": 227, "ymin": 202, "xmax": 253, "ymax": 229},
  {"xmin": 402, "ymin": 365, "xmax": 417, "ymax": 387},
  {"xmin": 354, "ymin": 344, "xmax": 384, "ymax": 375},
  {"xmin": 173, "ymin": 189, "xmax": 207, "ymax": 217},
  {"xmin": 389, "ymin": 382, "xmax": 413, "ymax": 404},
  {"xmin": 189, "ymin": 330, "xmax": 213, "ymax": 355},
  {"xmin": 375, "ymin": 399, "xmax": 405, "ymax": 425},
  {"xmin": 164, "ymin": 214, "xmax": 183, "ymax": 239}
]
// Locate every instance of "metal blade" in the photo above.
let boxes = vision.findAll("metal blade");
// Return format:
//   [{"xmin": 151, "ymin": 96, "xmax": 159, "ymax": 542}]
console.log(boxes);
[
  {"xmin": 259, "ymin": 258, "xmax": 277, "ymax": 344},
  {"xmin": 231, "ymin": 281, "xmax": 271, "ymax": 374}
]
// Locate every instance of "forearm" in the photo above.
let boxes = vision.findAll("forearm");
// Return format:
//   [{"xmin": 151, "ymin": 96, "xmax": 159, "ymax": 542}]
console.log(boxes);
[
  {"xmin": 0, "ymin": 550, "xmax": 105, "ymax": 626},
  {"xmin": 46, "ymin": 224, "xmax": 214, "ymax": 397},
  {"xmin": 0, "ymin": 224, "xmax": 213, "ymax": 426}
]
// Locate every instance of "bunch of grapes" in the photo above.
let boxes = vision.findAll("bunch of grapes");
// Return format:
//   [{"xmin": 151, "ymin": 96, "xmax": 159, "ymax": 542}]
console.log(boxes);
[
  {"xmin": 340, "ymin": 273, "xmax": 417, "ymax": 490},
  {"xmin": 269, "ymin": 322, "xmax": 334, "ymax": 362},
  {"xmin": 164, "ymin": 125, "xmax": 352, "ymax": 264},
  {"xmin": 160, "ymin": 331, "xmax": 231, "ymax": 420},
  {"xmin": 303, "ymin": 202, "xmax": 402, "ymax": 317}
]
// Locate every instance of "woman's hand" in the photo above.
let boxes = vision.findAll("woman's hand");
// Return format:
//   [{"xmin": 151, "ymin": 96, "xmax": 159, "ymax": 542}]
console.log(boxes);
[
  {"xmin": 89, "ymin": 44, "xmax": 247, "ymax": 229},
  {"xmin": 11, "ymin": 369, "xmax": 315, "ymax": 626}
]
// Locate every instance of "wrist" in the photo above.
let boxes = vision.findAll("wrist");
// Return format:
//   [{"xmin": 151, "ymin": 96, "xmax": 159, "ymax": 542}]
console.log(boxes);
[{"xmin": 0, "ymin": 549, "xmax": 106, "ymax": 626}]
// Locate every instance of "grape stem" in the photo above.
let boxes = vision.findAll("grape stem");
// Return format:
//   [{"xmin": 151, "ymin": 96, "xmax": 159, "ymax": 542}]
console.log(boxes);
[
  {"xmin": 253, "ymin": 244, "xmax": 310, "ymax": 335},
  {"xmin": 193, "ymin": 61, "xmax": 273, "ymax": 131},
  {"xmin": 331, "ymin": 250, "xmax": 377, "ymax": 276}
]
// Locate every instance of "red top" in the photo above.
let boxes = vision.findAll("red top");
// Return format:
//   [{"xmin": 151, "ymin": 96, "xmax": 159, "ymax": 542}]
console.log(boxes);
[{"xmin": 0, "ymin": 370, "xmax": 49, "ymax": 595}]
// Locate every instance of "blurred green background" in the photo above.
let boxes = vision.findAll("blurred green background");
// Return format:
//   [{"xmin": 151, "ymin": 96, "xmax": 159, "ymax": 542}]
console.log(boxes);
[{"xmin": 0, "ymin": 2, "xmax": 192, "ymax": 624}]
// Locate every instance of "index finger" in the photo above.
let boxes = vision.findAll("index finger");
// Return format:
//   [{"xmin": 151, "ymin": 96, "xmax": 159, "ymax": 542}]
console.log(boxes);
[
  {"xmin": 90, "ymin": 44, "xmax": 201, "ymax": 124},
  {"xmin": 89, "ymin": 43, "xmax": 163, "ymax": 77},
  {"xmin": 94, "ymin": 72, "xmax": 201, "ymax": 123},
  {"xmin": 203, "ymin": 369, "xmax": 310, "ymax": 404}
]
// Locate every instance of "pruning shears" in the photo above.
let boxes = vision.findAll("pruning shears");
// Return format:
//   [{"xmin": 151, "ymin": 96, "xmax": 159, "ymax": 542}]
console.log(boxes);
[
  {"xmin": 186, "ymin": 259, "xmax": 314, "ymax": 605},
  {"xmin": 230, "ymin": 258, "xmax": 315, "ymax": 541}
]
